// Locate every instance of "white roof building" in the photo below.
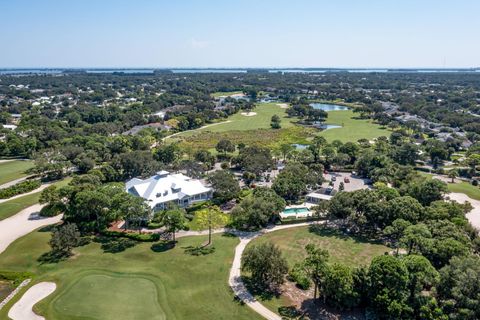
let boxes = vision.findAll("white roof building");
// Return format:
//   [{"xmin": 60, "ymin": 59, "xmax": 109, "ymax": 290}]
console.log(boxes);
[
  {"xmin": 125, "ymin": 171, "xmax": 212, "ymax": 210},
  {"xmin": 2, "ymin": 124, "xmax": 17, "ymax": 131}
]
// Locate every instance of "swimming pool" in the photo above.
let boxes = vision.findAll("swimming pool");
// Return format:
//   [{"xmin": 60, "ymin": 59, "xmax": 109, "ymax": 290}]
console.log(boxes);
[{"xmin": 282, "ymin": 207, "xmax": 310, "ymax": 215}]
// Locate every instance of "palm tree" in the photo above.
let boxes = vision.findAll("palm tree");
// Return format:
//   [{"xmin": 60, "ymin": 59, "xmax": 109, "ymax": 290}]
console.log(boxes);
[{"xmin": 448, "ymin": 169, "xmax": 459, "ymax": 183}]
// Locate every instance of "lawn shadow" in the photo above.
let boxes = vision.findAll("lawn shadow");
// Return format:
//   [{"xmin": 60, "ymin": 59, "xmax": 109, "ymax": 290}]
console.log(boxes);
[
  {"xmin": 278, "ymin": 306, "xmax": 303, "ymax": 319},
  {"xmin": 150, "ymin": 241, "xmax": 176, "ymax": 253},
  {"xmin": 308, "ymin": 224, "xmax": 383, "ymax": 245},
  {"xmin": 242, "ymin": 276, "xmax": 280, "ymax": 301},
  {"xmin": 94, "ymin": 236, "xmax": 137, "ymax": 253},
  {"xmin": 299, "ymin": 298, "xmax": 366, "ymax": 320},
  {"xmin": 37, "ymin": 251, "xmax": 70, "ymax": 264},
  {"xmin": 221, "ymin": 232, "xmax": 237, "ymax": 238},
  {"xmin": 37, "ymin": 225, "xmax": 57, "ymax": 233},
  {"xmin": 183, "ymin": 245, "xmax": 216, "ymax": 256}
]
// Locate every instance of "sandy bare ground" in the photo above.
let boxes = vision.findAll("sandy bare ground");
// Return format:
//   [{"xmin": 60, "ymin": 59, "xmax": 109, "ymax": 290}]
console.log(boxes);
[
  {"xmin": 8, "ymin": 282, "xmax": 56, "ymax": 320},
  {"xmin": 447, "ymin": 192, "xmax": 480, "ymax": 230},
  {"xmin": 276, "ymin": 103, "xmax": 289, "ymax": 109},
  {"xmin": 0, "ymin": 204, "xmax": 62, "ymax": 254},
  {"xmin": 240, "ymin": 112, "xmax": 257, "ymax": 117},
  {"xmin": 162, "ymin": 120, "xmax": 232, "ymax": 141}
]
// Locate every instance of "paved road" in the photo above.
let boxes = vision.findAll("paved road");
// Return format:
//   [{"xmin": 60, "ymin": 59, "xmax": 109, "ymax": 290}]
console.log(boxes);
[
  {"xmin": 0, "ymin": 204, "xmax": 62, "ymax": 254},
  {"xmin": 447, "ymin": 192, "xmax": 480, "ymax": 230}
]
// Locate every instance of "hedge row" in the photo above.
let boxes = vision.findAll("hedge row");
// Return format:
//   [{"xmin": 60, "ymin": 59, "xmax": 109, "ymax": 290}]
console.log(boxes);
[
  {"xmin": 0, "ymin": 179, "xmax": 41, "ymax": 199},
  {"xmin": 101, "ymin": 230, "xmax": 160, "ymax": 242}
]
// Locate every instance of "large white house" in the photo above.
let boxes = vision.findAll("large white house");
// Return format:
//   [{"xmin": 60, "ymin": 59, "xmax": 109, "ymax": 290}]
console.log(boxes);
[{"xmin": 125, "ymin": 170, "xmax": 213, "ymax": 211}]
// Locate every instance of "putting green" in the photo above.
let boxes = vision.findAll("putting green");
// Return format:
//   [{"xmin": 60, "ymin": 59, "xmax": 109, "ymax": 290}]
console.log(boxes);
[{"xmin": 53, "ymin": 273, "xmax": 166, "ymax": 320}]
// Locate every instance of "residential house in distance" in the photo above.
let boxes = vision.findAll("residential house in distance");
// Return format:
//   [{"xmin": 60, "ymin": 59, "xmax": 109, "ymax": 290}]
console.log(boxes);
[{"xmin": 125, "ymin": 170, "xmax": 212, "ymax": 211}]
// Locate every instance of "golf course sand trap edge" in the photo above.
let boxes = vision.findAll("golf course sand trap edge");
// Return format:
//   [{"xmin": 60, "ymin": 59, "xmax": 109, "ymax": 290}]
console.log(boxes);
[
  {"xmin": 8, "ymin": 282, "xmax": 56, "ymax": 320},
  {"xmin": 240, "ymin": 112, "xmax": 257, "ymax": 117},
  {"xmin": 276, "ymin": 103, "xmax": 289, "ymax": 108}
]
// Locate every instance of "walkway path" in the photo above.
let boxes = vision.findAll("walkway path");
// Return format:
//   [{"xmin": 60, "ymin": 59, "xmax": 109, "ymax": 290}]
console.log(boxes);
[
  {"xmin": 0, "ymin": 176, "xmax": 32, "ymax": 190},
  {"xmin": 0, "ymin": 204, "xmax": 62, "ymax": 254},
  {"xmin": 447, "ymin": 192, "xmax": 480, "ymax": 230},
  {"xmin": 228, "ymin": 222, "xmax": 317, "ymax": 320},
  {"xmin": 8, "ymin": 282, "xmax": 56, "ymax": 320}
]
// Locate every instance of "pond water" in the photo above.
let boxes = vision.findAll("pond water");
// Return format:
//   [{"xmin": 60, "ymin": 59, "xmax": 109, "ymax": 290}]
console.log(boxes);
[
  {"xmin": 322, "ymin": 124, "xmax": 342, "ymax": 130},
  {"xmin": 291, "ymin": 144, "xmax": 309, "ymax": 150},
  {"xmin": 310, "ymin": 103, "xmax": 349, "ymax": 111}
]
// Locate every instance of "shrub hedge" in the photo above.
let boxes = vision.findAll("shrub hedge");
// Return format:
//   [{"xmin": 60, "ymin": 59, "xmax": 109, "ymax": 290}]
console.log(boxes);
[
  {"xmin": 101, "ymin": 230, "xmax": 160, "ymax": 242},
  {"xmin": 0, "ymin": 180, "xmax": 41, "ymax": 199}
]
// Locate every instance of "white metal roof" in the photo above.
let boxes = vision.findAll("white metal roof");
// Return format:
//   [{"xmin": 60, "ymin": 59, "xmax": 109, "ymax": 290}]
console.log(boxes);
[{"xmin": 125, "ymin": 171, "xmax": 211, "ymax": 208}]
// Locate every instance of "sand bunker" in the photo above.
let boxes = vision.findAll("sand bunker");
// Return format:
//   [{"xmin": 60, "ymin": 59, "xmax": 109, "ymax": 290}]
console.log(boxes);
[
  {"xmin": 276, "ymin": 103, "xmax": 289, "ymax": 108},
  {"xmin": 8, "ymin": 282, "xmax": 56, "ymax": 320},
  {"xmin": 240, "ymin": 112, "xmax": 257, "ymax": 117}
]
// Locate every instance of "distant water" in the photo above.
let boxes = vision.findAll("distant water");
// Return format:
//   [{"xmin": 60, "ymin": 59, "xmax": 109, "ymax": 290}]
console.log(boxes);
[
  {"xmin": 322, "ymin": 124, "xmax": 342, "ymax": 130},
  {"xmin": 1, "ymin": 68, "xmax": 479, "ymax": 75},
  {"xmin": 310, "ymin": 103, "xmax": 349, "ymax": 111},
  {"xmin": 292, "ymin": 143, "xmax": 309, "ymax": 150}
]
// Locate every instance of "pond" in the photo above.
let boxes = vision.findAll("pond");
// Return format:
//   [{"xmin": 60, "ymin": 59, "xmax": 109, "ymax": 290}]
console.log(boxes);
[
  {"xmin": 291, "ymin": 144, "xmax": 309, "ymax": 150},
  {"xmin": 310, "ymin": 103, "xmax": 349, "ymax": 111}
]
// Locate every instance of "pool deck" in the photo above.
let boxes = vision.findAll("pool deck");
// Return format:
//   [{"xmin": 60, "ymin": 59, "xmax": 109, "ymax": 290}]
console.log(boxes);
[{"xmin": 280, "ymin": 203, "xmax": 315, "ymax": 219}]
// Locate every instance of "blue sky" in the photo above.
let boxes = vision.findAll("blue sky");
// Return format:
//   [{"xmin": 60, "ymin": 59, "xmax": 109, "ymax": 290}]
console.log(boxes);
[{"xmin": 1, "ymin": 0, "xmax": 479, "ymax": 68}]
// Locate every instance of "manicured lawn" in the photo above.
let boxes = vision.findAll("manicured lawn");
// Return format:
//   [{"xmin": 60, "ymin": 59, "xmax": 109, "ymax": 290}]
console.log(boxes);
[
  {"xmin": 244, "ymin": 226, "xmax": 389, "ymax": 313},
  {"xmin": 0, "ymin": 160, "xmax": 34, "ymax": 185},
  {"xmin": 318, "ymin": 110, "xmax": 389, "ymax": 142},
  {"xmin": 178, "ymin": 103, "xmax": 297, "ymax": 137},
  {"xmin": 0, "ymin": 231, "xmax": 259, "ymax": 320},
  {"xmin": 419, "ymin": 172, "xmax": 480, "ymax": 201},
  {"xmin": 0, "ymin": 178, "xmax": 72, "ymax": 221},
  {"xmin": 211, "ymin": 91, "xmax": 244, "ymax": 98},
  {"xmin": 448, "ymin": 181, "xmax": 480, "ymax": 200},
  {"xmin": 247, "ymin": 226, "xmax": 389, "ymax": 268}
]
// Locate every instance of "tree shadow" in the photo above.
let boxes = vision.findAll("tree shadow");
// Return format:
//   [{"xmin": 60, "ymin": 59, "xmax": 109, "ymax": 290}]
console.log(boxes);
[
  {"xmin": 37, "ymin": 251, "xmax": 70, "ymax": 264},
  {"xmin": 278, "ymin": 306, "xmax": 303, "ymax": 319},
  {"xmin": 183, "ymin": 245, "xmax": 216, "ymax": 256},
  {"xmin": 37, "ymin": 225, "xmax": 57, "ymax": 232},
  {"xmin": 94, "ymin": 236, "xmax": 137, "ymax": 253},
  {"xmin": 150, "ymin": 241, "xmax": 176, "ymax": 253},
  {"xmin": 308, "ymin": 224, "xmax": 383, "ymax": 245},
  {"xmin": 242, "ymin": 276, "xmax": 280, "ymax": 301}
]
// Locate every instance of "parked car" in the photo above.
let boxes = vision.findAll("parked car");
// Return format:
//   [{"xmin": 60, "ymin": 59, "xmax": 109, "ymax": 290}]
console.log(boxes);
[
  {"xmin": 331, "ymin": 176, "xmax": 337, "ymax": 182},
  {"xmin": 344, "ymin": 177, "xmax": 350, "ymax": 183}
]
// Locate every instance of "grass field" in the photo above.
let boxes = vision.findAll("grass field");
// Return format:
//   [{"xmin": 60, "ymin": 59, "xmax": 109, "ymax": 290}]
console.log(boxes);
[
  {"xmin": 0, "ymin": 160, "xmax": 34, "ymax": 185},
  {"xmin": 0, "ymin": 231, "xmax": 258, "ymax": 320},
  {"xmin": 177, "ymin": 103, "xmax": 297, "ymax": 138},
  {"xmin": 419, "ymin": 172, "xmax": 480, "ymax": 201},
  {"xmin": 448, "ymin": 181, "xmax": 480, "ymax": 200},
  {"xmin": 316, "ymin": 110, "xmax": 389, "ymax": 142},
  {"xmin": 244, "ymin": 226, "xmax": 389, "ymax": 313},
  {"xmin": 211, "ymin": 91, "xmax": 244, "ymax": 98},
  {"xmin": 0, "ymin": 178, "xmax": 72, "ymax": 221},
  {"xmin": 172, "ymin": 104, "xmax": 388, "ymax": 150}
]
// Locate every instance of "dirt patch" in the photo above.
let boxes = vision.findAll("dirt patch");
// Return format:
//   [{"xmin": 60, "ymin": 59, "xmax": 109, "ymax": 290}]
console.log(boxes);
[
  {"xmin": 279, "ymin": 280, "xmax": 365, "ymax": 319},
  {"xmin": 0, "ymin": 280, "xmax": 14, "ymax": 301}
]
